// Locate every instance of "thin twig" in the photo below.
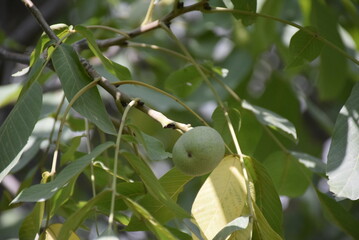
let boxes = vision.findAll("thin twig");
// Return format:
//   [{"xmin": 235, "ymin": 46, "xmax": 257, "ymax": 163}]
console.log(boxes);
[{"xmin": 108, "ymin": 99, "xmax": 139, "ymax": 229}]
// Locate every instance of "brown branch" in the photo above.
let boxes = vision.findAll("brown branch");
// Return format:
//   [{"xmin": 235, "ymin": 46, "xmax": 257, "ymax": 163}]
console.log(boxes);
[
  {"xmin": 0, "ymin": 47, "xmax": 30, "ymax": 64},
  {"xmin": 21, "ymin": 0, "xmax": 59, "ymax": 42},
  {"xmin": 80, "ymin": 58, "xmax": 192, "ymax": 132},
  {"xmin": 73, "ymin": 0, "xmax": 209, "ymax": 52}
]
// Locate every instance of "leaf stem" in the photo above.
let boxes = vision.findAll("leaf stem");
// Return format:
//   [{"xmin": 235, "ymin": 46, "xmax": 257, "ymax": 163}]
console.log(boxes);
[
  {"xmin": 142, "ymin": 0, "xmax": 156, "ymax": 25},
  {"xmin": 108, "ymin": 99, "xmax": 139, "ymax": 229},
  {"xmin": 127, "ymin": 42, "xmax": 189, "ymax": 62},
  {"xmin": 50, "ymin": 78, "xmax": 101, "ymax": 176},
  {"xmin": 85, "ymin": 119, "xmax": 100, "ymax": 235},
  {"xmin": 86, "ymin": 25, "xmax": 130, "ymax": 39}
]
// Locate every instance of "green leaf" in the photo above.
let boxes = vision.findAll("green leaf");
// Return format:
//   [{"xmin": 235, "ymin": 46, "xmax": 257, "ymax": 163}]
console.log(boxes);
[
  {"xmin": 51, "ymin": 44, "xmax": 116, "ymax": 135},
  {"xmin": 130, "ymin": 126, "xmax": 171, "ymax": 161},
  {"xmin": 212, "ymin": 106, "xmax": 241, "ymax": 145},
  {"xmin": 49, "ymin": 177, "xmax": 77, "ymax": 218},
  {"xmin": 0, "ymin": 82, "xmax": 42, "ymax": 183},
  {"xmin": 58, "ymin": 190, "xmax": 111, "ymax": 240},
  {"xmin": 250, "ymin": 0, "xmax": 283, "ymax": 53},
  {"xmin": 191, "ymin": 155, "xmax": 252, "ymax": 240},
  {"xmin": 164, "ymin": 65, "xmax": 202, "ymax": 98},
  {"xmin": 30, "ymin": 23, "xmax": 70, "ymax": 66},
  {"xmin": 315, "ymin": 189, "xmax": 359, "ymax": 239},
  {"xmin": 327, "ymin": 83, "xmax": 359, "ymax": 200},
  {"xmin": 123, "ymin": 196, "xmax": 178, "ymax": 240},
  {"xmin": 126, "ymin": 167, "xmax": 194, "ymax": 230},
  {"xmin": 242, "ymin": 100, "xmax": 298, "ymax": 143},
  {"xmin": 290, "ymin": 151, "xmax": 326, "ymax": 174},
  {"xmin": 263, "ymin": 151, "xmax": 312, "ymax": 197},
  {"xmin": 238, "ymin": 110, "xmax": 263, "ymax": 156},
  {"xmin": 75, "ymin": 25, "xmax": 132, "ymax": 80},
  {"xmin": 42, "ymin": 223, "xmax": 80, "ymax": 240},
  {"xmin": 213, "ymin": 216, "xmax": 250, "ymax": 240},
  {"xmin": 122, "ymin": 152, "xmax": 190, "ymax": 219},
  {"xmin": 223, "ymin": 0, "xmax": 257, "ymax": 26},
  {"xmin": 253, "ymin": 203, "xmax": 282, "ymax": 240},
  {"xmin": 96, "ymin": 182, "xmax": 145, "ymax": 214},
  {"xmin": 19, "ymin": 202, "xmax": 45, "ymax": 240},
  {"xmin": 11, "ymin": 142, "xmax": 114, "ymax": 203},
  {"xmin": 19, "ymin": 58, "xmax": 47, "ymax": 99},
  {"xmin": 311, "ymin": 0, "xmax": 348, "ymax": 100},
  {"xmin": 244, "ymin": 156, "xmax": 283, "ymax": 237},
  {"xmin": 288, "ymin": 26, "xmax": 324, "ymax": 68},
  {"xmin": 61, "ymin": 136, "xmax": 82, "ymax": 165}
]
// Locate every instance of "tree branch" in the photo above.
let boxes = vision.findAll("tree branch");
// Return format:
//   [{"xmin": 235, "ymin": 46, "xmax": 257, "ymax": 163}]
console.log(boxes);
[
  {"xmin": 0, "ymin": 47, "xmax": 30, "ymax": 64},
  {"xmin": 21, "ymin": 0, "xmax": 59, "ymax": 41},
  {"xmin": 73, "ymin": 0, "xmax": 208, "ymax": 52},
  {"xmin": 80, "ymin": 58, "xmax": 192, "ymax": 132}
]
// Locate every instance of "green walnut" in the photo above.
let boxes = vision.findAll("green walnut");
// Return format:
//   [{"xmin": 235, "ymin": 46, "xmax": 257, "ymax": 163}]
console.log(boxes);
[{"xmin": 172, "ymin": 126, "xmax": 225, "ymax": 176}]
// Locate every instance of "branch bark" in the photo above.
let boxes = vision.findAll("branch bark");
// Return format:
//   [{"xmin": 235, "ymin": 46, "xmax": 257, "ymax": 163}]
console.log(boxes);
[{"xmin": 21, "ymin": 0, "xmax": 59, "ymax": 42}]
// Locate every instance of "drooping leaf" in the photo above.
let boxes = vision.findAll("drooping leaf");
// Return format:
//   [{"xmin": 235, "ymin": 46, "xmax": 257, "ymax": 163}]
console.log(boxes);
[
  {"xmin": 263, "ymin": 151, "xmax": 312, "ymax": 197},
  {"xmin": 327, "ymin": 83, "xmax": 359, "ymax": 200},
  {"xmin": 75, "ymin": 25, "xmax": 132, "ymax": 80},
  {"xmin": 315, "ymin": 189, "xmax": 359, "ymax": 239},
  {"xmin": 212, "ymin": 106, "xmax": 241, "ymax": 145},
  {"xmin": 49, "ymin": 177, "xmax": 77, "ymax": 218},
  {"xmin": 60, "ymin": 136, "xmax": 83, "ymax": 165},
  {"xmin": 51, "ymin": 44, "xmax": 116, "ymax": 135},
  {"xmin": 11, "ymin": 137, "xmax": 42, "ymax": 173},
  {"xmin": 223, "ymin": 0, "xmax": 257, "ymax": 26},
  {"xmin": 57, "ymin": 191, "xmax": 111, "ymax": 240},
  {"xmin": 122, "ymin": 152, "xmax": 189, "ymax": 219},
  {"xmin": 244, "ymin": 156, "xmax": 283, "ymax": 237},
  {"xmin": 95, "ymin": 182, "xmax": 145, "ymax": 214},
  {"xmin": 126, "ymin": 167, "xmax": 194, "ymax": 230},
  {"xmin": 212, "ymin": 216, "xmax": 250, "ymax": 240},
  {"xmin": 19, "ymin": 58, "xmax": 47, "ymax": 99},
  {"xmin": 290, "ymin": 151, "xmax": 326, "ymax": 174},
  {"xmin": 19, "ymin": 202, "xmax": 45, "ymax": 239},
  {"xmin": 311, "ymin": 0, "xmax": 348, "ymax": 100},
  {"xmin": 242, "ymin": 100, "xmax": 298, "ymax": 143},
  {"xmin": 19, "ymin": 169, "xmax": 51, "ymax": 240},
  {"xmin": 288, "ymin": 26, "xmax": 323, "ymax": 68},
  {"xmin": 30, "ymin": 23, "xmax": 70, "ymax": 66},
  {"xmin": 123, "ymin": 196, "xmax": 178, "ymax": 240},
  {"xmin": 238, "ymin": 110, "xmax": 263, "ymax": 156},
  {"xmin": 41, "ymin": 223, "xmax": 80, "ymax": 240},
  {"xmin": 252, "ymin": 203, "xmax": 282, "ymax": 240},
  {"xmin": 0, "ymin": 82, "xmax": 42, "ymax": 183},
  {"xmin": 251, "ymin": 0, "xmax": 283, "ymax": 53},
  {"xmin": 192, "ymin": 155, "xmax": 252, "ymax": 240},
  {"xmin": 130, "ymin": 126, "xmax": 171, "ymax": 161},
  {"xmin": 12, "ymin": 142, "xmax": 114, "ymax": 203},
  {"xmin": 164, "ymin": 65, "xmax": 202, "ymax": 98}
]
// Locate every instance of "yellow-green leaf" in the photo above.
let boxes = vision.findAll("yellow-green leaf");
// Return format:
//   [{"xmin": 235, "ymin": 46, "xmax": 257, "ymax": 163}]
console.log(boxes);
[
  {"xmin": 40, "ymin": 223, "xmax": 80, "ymax": 240},
  {"xmin": 191, "ymin": 155, "xmax": 253, "ymax": 239}
]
